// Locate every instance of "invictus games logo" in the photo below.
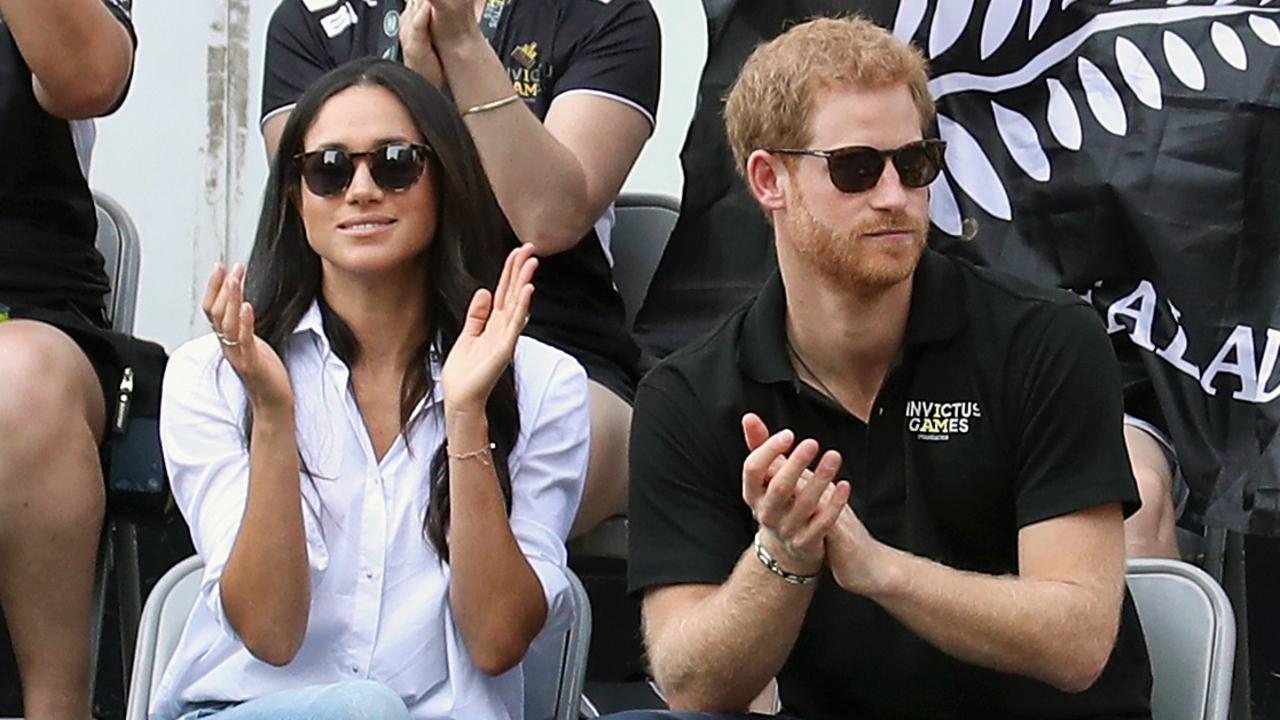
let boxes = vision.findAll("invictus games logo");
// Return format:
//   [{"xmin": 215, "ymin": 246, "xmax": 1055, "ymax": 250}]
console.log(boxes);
[
  {"xmin": 905, "ymin": 400, "xmax": 982, "ymax": 441},
  {"xmin": 508, "ymin": 42, "xmax": 546, "ymax": 98}
]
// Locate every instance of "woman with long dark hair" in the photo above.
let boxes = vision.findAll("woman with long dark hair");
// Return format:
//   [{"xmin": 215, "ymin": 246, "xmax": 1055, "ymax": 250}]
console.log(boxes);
[{"xmin": 153, "ymin": 57, "xmax": 589, "ymax": 720}]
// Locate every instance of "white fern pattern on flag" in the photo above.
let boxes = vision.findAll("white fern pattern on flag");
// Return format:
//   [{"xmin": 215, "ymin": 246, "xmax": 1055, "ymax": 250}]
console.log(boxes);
[
  {"xmin": 929, "ymin": 173, "xmax": 965, "ymax": 236},
  {"xmin": 992, "ymin": 102, "xmax": 1052, "ymax": 181},
  {"xmin": 893, "ymin": 0, "xmax": 928, "ymax": 43},
  {"xmin": 1030, "ymin": 0, "xmax": 1053, "ymax": 38},
  {"xmin": 892, "ymin": 1, "xmax": 1280, "ymax": 235},
  {"xmin": 929, "ymin": 0, "xmax": 976, "ymax": 58},
  {"xmin": 1045, "ymin": 77, "xmax": 1083, "ymax": 150},
  {"xmin": 1252, "ymin": 14, "xmax": 1280, "ymax": 43},
  {"xmin": 937, "ymin": 115, "xmax": 1013, "ymax": 221},
  {"xmin": 982, "ymin": 0, "xmax": 1023, "ymax": 59},
  {"xmin": 1079, "ymin": 56, "xmax": 1128, "ymax": 135},
  {"xmin": 1163, "ymin": 30, "xmax": 1206, "ymax": 89},
  {"xmin": 1115, "ymin": 36, "xmax": 1163, "ymax": 109},
  {"xmin": 1212, "ymin": 21, "xmax": 1249, "ymax": 68}
]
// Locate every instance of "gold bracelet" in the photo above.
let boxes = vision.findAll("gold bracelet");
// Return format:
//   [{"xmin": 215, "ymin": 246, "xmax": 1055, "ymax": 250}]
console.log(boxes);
[
  {"xmin": 461, "ymin": 93, "xmax": 521, "ymax": 117},
  {"xmin": 448, "ymin": 441, "xmax": 496, "ymax": 466}
]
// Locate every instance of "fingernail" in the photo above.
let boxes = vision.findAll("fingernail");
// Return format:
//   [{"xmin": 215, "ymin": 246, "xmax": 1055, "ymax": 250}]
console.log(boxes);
[{"xmin": 776, "ymin": 429, "xmax": 793, "ymax": 445}]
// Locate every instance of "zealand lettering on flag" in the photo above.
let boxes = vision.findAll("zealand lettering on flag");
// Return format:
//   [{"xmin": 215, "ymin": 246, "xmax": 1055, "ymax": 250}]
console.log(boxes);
[{"xmin": 636, "ymin": 0, "xmax": 1280, "ymax": 534}]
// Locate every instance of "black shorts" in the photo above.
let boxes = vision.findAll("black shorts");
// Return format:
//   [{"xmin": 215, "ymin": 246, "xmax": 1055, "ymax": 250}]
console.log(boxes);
[
  {"xmin": 2, "ymin": 299, "xmax": 125, "ymax": 434},
  {"xmin": 573, "ymin": 348, "xmax": 637, "ymax": 406},
  {"xmin": 0, "ymin": 297, "xmax": 167, "ymax": 476}
]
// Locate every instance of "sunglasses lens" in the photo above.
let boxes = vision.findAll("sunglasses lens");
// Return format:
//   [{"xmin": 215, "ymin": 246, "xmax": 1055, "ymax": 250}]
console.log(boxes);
[
  {"xmin": 301, "ymin": 149, "xmax": 355, "ymax": 197},
  {"xmin": 893, "ymin": 141, "xmax": 944, "ymax": 188},
  {"xmin": 371, "ymin": 144, "xmax": 426, "ymax": 191},
  {"xmin": 827, "ymin": 148, "xmax": 887, "ymax": 193}
]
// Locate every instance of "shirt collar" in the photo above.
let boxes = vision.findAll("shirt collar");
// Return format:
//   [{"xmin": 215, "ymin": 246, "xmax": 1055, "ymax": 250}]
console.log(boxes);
[
  {"xmin": 289, "ymin": 300, "xmax": 444, "ymax": 382},
  {"xmin": 290, "ymin": 300, "xmax": 333, "ymax": 358},
  {"xmin": 738, "ymin": 249, "xmax": 966, "ymax": 385}
]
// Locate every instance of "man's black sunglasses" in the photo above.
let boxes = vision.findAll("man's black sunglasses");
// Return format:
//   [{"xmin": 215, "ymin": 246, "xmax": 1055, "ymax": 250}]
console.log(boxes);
[
  {"xmin": 293, "ymin": 142, "xmax": 432, "ymax": 198},
  {"xmin": 766, "ymin": 139, "xmax": 946, "ymax": 194}
]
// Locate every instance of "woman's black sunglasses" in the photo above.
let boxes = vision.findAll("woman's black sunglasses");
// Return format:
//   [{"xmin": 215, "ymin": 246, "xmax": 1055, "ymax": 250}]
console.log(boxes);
[
  {"xmin": 766, "ymin": 139, "xmax": 946, "ymax": 194},
  {"xmin": 293, "ymin": 142, "xmax": 432, "ymax": 198}
]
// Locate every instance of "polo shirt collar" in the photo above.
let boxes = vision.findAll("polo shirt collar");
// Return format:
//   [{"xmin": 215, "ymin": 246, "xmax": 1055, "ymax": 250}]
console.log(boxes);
[{"xmin": 738, "ymin": 249, "xmax": 966, "ymax": 385}]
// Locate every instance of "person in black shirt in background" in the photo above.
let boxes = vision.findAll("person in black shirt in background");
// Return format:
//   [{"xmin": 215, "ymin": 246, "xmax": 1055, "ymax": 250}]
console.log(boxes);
[
  {"xmin": 623, "ymin": 17, "xmax": 1151, "ymax": 720},
  {"xmin": 0, "ymin": 1, "xmax": 136, "ymax": 718},
  {"xmin": 261, "ymin": 0, "xmax": 661, "ymax": 538}
]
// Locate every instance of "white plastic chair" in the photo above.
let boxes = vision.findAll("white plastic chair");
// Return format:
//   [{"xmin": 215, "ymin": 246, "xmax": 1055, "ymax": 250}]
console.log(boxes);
[
  {"xmin": 1126, "ymin": 558, "xmax": 1235, "ymax": 720},
  {"xmin": 125, "ymin": 557, "xmax": 593, "ymax": 720}
]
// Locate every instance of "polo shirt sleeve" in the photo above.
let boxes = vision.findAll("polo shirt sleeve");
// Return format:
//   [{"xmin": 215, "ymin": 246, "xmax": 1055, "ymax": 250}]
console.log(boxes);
[
  {"xmin": 102, "ymin": 0, "xmax": 135, "ymax": 39},
  {"xmin": 262, "ymin": 0, "xmax": 332, "ymax": 128},
  {"xmin": 159, "ymin": 336, "xmax": 330, "ymax": 640},
  {"xmin": 551, "ymin": 0, "xmax": 661, "ymax": 130},
  {"xmin": 1010, "ymin": 302, "xmax": 1142, "ymax": 528},
  {"xmin": 627, "ymin": 363, "xmax": 753, "ymax": 595},
  {"xmin": 508, "ymin": 344, "xmax": 590, "ymax": 631}
]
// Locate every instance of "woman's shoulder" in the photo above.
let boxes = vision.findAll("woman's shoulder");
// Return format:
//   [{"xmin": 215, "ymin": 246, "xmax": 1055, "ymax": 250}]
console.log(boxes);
[
  {"xmin": 163, "ymin": 333, "xmax": 244, "ymax": 403},
  {"xmin": 513, "ymin": 335, "xmax": 589, "ymax": 400},
  {"xmin": 514, "ymin": 335, "xmax": 587, "ymax": 381},
  {"xmin": 168, "ymin": 332, "xmax": 225, "ymax": 375}
]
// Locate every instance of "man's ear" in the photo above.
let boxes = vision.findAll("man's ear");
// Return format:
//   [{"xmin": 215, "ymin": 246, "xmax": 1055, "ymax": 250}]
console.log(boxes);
[{"xmin": 745, "ymin": 149, "xmax": 789, "ymax": 214}]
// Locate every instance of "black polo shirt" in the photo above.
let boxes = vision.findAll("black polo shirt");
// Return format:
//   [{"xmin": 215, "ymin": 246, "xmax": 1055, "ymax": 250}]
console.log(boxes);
[
  {"xmin": 0, "ymin": 0, "xmax": 136, "ymax": 313},
  {"xmin": 628, "ymin": 250, "xmax": 1153, "ymax": 719},
  {"xmin": 262, "ymin": 0, "xmax": 661, "ymax": 397}
]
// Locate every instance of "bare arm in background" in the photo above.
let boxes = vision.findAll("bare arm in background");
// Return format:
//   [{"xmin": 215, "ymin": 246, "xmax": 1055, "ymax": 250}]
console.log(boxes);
[{"xmin": 0, "ymin": 0, "xmax": 134, "ymax": 118}]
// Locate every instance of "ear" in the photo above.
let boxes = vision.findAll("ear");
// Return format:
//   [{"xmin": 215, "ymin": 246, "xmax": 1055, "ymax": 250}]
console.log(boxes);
[{"xmin": 746, "ymin": 149, "xmax": 789, "ymax": 215}]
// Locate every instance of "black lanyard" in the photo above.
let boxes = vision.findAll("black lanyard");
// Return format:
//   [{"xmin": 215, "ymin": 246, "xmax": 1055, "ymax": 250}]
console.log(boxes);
[{"xmin": 479, "ymin": 0, "xmax": 513, "ymax": 43}]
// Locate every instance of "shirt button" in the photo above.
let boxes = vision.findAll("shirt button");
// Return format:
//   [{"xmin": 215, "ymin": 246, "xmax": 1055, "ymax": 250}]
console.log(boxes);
[
  {"xmin": 351, "ymin": 665, "xmax": 360, "ymax": 674},
  {"xmin": 365, "ymin": 571, "xmax": 375, "ymax": 580}
]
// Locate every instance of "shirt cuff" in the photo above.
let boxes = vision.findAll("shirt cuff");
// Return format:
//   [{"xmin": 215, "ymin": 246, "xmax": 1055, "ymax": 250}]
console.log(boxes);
[{"xmin": 510, "ymin": 515, "xmax": 573, "ymax": 632}]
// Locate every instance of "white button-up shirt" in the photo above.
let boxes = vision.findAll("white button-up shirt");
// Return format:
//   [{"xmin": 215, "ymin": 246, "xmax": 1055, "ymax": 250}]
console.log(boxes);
[{"xmin": 152, "ymin": 303, "xmax": 589, "ymax": 720}]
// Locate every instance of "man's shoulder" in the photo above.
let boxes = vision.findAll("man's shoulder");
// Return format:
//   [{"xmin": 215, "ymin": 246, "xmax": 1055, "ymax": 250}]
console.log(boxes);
[
  {"xmin": 554, "ymin": 0, "xmax": 654, "ymax": 17},
  {"xmin": 640, "ymin": 302, "xmax": 750, "ymax": 398},
  {"xmin": 269, "ymin": 0, "xmax": 385, "ymax": 38},
  {"xmin": 947, "ymin": 252, "xmax": 1086, "ymax": 311},
  {"xmin": 943, "ymin": 252, "xmax": 1097, "ymax": 341},
  {"xmin": 535, "ymin": 0, "xmax": 657, "ymax": 35},
  {"xmin": 277, "ymin": 0, "xmax": 382, "ymax": 18}
]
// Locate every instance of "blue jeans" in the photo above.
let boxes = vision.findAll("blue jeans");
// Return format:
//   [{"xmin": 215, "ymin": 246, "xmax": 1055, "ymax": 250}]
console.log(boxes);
[
  {"xmin": 604, "ymin": 707, "xmax": 793, "ymax": 712},
  {"xmin": 175, "ymin": 681, "xmax": 410, "ymax": 720}
]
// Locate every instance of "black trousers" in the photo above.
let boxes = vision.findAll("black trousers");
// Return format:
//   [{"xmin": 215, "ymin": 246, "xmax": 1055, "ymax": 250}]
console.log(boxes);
[{"xmin": 1247, "ymin": 534, "xmax": 1280, "ymax": 719}]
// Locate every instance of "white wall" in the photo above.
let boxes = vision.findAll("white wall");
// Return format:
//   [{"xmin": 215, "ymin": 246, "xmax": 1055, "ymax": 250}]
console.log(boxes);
[{"xmin": 90, "ymin": 0, "xmax": 706, "ymax": 351}]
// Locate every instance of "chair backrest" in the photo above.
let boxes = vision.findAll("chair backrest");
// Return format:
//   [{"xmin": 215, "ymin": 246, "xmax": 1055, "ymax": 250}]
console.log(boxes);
[
  {"xmin": 1126, "ymin": 558, "xmax": 1235, "ymax": 720},
  {"xmin": 125, "ymin": 558, "xmax": 593, "ymax": 720},
  {"xmin": 523, "ymin": 568, "xmax": 593, "ymax": 720},
  {"xmin": 125, "ymin": 555, "xmax": 202, "ymax": 720},
  {"xmin": 93, "ymin": 191, "xmax": 142, "ymax": 334},
  {"xmin": 610, "ymin": 193, "xmax": 680, "ymax": 329}
]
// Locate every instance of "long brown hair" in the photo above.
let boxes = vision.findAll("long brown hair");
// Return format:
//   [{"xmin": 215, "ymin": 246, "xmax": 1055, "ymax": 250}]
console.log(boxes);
[{"xmin": 243, "ymin": 57, "xmax": 520, "ymax": 561}]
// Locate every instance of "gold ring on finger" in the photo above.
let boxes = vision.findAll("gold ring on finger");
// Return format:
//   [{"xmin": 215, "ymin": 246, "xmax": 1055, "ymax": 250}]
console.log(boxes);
[{"xmin": 219, "ymin": 336, "xmax": 240, "ymax": 347}]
